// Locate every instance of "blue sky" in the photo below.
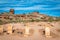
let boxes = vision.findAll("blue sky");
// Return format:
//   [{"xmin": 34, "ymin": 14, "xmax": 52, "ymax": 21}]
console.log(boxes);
[{"xmin": 0, "ymin": 0, "xmax": 60, "ymax": 17}]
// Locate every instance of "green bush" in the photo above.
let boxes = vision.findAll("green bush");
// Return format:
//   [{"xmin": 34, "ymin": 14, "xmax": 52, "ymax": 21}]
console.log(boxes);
[{"xmin": 0, "ymin": 20, "xmax": 3, "ymax": 25}]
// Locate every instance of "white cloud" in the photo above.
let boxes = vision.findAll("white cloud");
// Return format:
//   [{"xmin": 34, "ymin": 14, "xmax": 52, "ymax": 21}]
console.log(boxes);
[
  {"xmin": 0, "ymin": 4, "xmax": 60, "ymax": 11},
  {"xmin": 0, "ymin": 5, "xmax": 49, "ymax": 10}
]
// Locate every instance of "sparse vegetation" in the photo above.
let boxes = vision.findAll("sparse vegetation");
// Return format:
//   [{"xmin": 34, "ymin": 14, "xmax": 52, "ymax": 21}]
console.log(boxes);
[
  {"xmin": 0, "ymin": 20, "xmax": 3, "ymax": 25},
  {"xmin": 0, "ymin": 12, "xmax": 60, "ymax": 25}
]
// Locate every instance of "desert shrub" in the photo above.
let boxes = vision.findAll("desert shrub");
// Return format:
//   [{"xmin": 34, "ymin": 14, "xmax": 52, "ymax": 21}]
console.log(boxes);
[{"xmin": 0, "ymin": 20, "xmax": 3, "ymax": 25}]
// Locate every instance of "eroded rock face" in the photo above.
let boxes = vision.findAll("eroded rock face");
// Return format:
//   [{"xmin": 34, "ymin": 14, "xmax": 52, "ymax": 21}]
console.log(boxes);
[
  {"xmin": 7, "ymin": 25, "xmax": 12, "ymax": 34},
  {"xmin": 0, "ymin": 25, "xmax": 3, "ymax": 34},
  {"xmin": 45, "ymin": 27, "xmax": 51, "ymax": 37},
  {"xmin": 0, "ymin": 22, "xmax": 60, "ymax": 37}
]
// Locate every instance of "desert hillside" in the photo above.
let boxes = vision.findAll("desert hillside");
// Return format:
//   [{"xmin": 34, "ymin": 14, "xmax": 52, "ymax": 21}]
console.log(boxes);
[{"xmin": 0, "ymin": 9, "xmax": 60, "ymax": 25}]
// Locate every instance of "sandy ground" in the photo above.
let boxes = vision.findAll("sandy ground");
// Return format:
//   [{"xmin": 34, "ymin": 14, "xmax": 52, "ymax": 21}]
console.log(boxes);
[
  {"xmin": 0, "ymin": 32, "xmax": 60, "ymax": 40},
  {"xmin": 0, "ymin": 22, "xmax": 60, "ymax": 40}
]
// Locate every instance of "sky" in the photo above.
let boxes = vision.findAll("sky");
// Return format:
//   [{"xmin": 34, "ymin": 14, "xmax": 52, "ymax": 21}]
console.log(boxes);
[{"xmin": 0, "ymin": 0, "xmax": 60, "ymax": 17}]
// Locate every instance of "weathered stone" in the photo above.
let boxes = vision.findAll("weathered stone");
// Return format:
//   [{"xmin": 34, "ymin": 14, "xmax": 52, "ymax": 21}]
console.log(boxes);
[
  {"xmin": 25, "ymin": 26, "xmax": 30, "ymax": 35},
  {"xmin": 0, "ymin": 25, "xmax": 3, "ymax": 34},
  {"xmin": 45, "ymin": 27, "xmax": 51, "ymax": 37},
  {"xmin": 7, "ymin": 25, "xmax": 12, "ymax": 34}
]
